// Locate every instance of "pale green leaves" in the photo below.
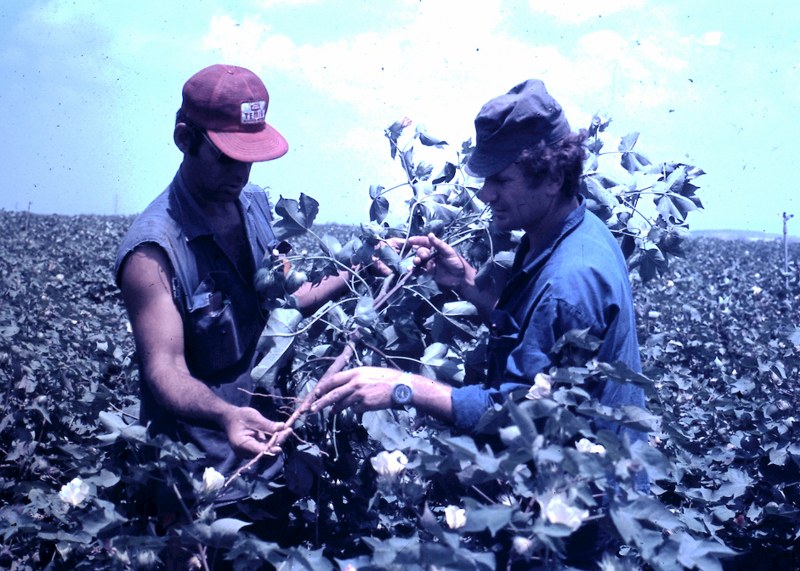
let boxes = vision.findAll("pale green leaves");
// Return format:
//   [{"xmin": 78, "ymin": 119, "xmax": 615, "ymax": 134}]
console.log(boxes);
[{"xmin": 252, "ymin": 308, "xmax": 303, "ymax": 390}]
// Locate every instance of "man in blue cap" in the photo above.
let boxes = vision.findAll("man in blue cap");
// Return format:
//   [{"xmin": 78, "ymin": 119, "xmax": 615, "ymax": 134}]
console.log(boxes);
[
  {"xmin": 313, "ymin": 78, "xmax": 645, "ymax": 442},
  {"xmin": 311, "ymin": 79, "xmax": 648, "ymax": 564}
]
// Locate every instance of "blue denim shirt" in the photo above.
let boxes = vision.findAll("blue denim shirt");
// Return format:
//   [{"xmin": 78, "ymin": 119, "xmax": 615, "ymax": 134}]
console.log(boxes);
[{"xmin": 451, "ymin": 201, "xmax": 646, "ymax": 442}]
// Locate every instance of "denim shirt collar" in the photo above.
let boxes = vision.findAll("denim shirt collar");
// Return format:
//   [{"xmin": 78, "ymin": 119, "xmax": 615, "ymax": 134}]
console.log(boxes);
[{"xmin": 170, "ymin": 170, "xmax": 252, "ymax": 242}]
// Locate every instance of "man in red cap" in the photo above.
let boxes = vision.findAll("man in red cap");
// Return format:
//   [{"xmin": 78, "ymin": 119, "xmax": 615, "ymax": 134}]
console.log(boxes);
[{"xmin": 115, "ymin": 65, "xmax": 346, "ymax": 524}]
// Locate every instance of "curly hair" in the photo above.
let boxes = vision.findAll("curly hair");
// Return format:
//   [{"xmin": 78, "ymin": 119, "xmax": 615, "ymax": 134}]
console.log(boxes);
[{"xmin": 515, "ymin": 130, "xmax": 587, "ymax": 198}]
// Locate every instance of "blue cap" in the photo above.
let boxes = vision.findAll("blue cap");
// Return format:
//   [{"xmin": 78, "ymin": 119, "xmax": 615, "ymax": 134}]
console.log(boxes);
[{"xmin": 465, "ymin": 79, "xmax": 571, "ymax": 178}]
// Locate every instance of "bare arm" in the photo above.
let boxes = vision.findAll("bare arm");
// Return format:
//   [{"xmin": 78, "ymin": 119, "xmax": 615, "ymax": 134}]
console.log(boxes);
[
  {"xmin": 292, "ymin": 270, "xmax": 350, "ymax": 316},
  {"xmin": 310, "ymin": 367, "xmax": 454, "ymax": 424},
  {"xmin": 119, "ymin": 244, "xmax": 284, "ymax": 456}
]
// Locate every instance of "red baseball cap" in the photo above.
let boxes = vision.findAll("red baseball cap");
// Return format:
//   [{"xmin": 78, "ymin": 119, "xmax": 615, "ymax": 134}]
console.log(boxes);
[{"xmin": 180, "ymin": 64, "xmax": 288, "ymax": 162}]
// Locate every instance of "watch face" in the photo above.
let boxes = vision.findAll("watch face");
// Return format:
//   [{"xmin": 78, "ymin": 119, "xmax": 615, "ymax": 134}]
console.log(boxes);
[{"xmin": 392, "ymin": 382, "xmax": 413, "ymax": 406}]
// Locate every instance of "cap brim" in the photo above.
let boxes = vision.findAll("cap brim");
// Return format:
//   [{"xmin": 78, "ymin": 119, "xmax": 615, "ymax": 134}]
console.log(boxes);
[
  {"xmin": 465, "ymin": 148, "xmax": 517, "ymax": 179},
  {"xmin": 208, "ymin": 124, "xmax": 288, "ymax": 163}
]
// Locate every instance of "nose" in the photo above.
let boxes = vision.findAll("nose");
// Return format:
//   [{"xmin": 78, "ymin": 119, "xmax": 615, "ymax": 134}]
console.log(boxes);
[
  {"xmin": 478, "ymin": 181, "xmax": 496, "ymax": 204},
  {"xmin": 228, "ymin": 160, "xmax": 252, "ymax": 178}
]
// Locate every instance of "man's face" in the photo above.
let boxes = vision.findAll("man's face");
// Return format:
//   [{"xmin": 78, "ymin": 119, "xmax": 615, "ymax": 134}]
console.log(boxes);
[
  {"xmin": 181, "ymin": 130, "xmax": 253, "ymax": 205},
  {"xmin": 477, "ymin": 162, "xmax": 558, "ymax": 234}
]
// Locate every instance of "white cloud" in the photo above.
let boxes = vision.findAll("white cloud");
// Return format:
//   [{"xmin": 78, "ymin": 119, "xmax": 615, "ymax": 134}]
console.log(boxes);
[
  {"xmin": 200, "ymin": 1, "xmax": 712, "ymax": 223},
  {"xmin": 253, "ymin": 0, "xmax": 320, "ymax": 6},
  {"xmin": 568, "ymin": 29, "xmax": 692, "ymax": 115},
  {"xmin": 527, "ymin": 0, "xmax": 645, "ymax": 24},
  {"xmin": 697, "ymin": 31, "xmax": 723, "ymax": 47},
  {"xmin": 203, "ymin": 4, "xmax": 575, "ymax": 144}
]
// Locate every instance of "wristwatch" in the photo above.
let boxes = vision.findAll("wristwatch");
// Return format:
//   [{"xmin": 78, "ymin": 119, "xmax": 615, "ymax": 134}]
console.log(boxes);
[{"xmin": 391, "ymin": 374, "xmax": 414, "ymax": 408}]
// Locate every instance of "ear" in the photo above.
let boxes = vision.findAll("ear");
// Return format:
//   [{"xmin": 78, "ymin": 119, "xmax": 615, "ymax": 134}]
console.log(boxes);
[
  {"xmin": 173, "ymin": 123, "xmax": 192, "ymax": 154},
  {"xmin": 544, "ymin": 169, "xmax": 565, "ymax": 197}
]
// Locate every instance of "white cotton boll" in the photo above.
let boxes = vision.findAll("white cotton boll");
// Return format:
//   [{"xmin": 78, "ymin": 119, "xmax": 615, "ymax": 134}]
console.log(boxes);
[
  {"xmin": 539, "ymin": 493, "xmax": 589, "ymax": 531},
  {"xmin": 444, "ymin": 505, "xmax": 467, "ymax": 529},
  {"xmin": 525, "ymin": 373, "xmax": 552, "ymax": 400},
  {"xmin": 202, "ymin": 467, "xmax": 225, "ymax": 492},
  {"xmin": 59, "ymin": 477, "xmax": 90, "ymax": 507},
  {"xmin": 575, "ymin": 438, "xmax": 606, "ymax": 456},
  {"xmin": 512, "ymin": 536, "xmax": 534, "ymax": 554},
  {"xmin": 370, "ymin": 450, "xmax": 408, "ymax": 477}
]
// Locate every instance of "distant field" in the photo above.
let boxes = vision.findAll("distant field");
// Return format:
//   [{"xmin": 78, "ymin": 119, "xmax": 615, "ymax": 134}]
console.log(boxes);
[{"xmin": 2, "ymin": 210, "xmax": 800, "ymax": 569}]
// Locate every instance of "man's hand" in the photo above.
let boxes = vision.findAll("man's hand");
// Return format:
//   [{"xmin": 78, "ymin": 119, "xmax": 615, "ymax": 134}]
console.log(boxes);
[
  {"xmin": 311, "ymin": 367, "xmax": 405, "ymax": 415},
  {"xmin": 406, "ymin": 233, "xmax": 473, "ymax": 289},
  {"xmin": 220, "ymin": 406, "xmax": 287, "ymax": 457}
]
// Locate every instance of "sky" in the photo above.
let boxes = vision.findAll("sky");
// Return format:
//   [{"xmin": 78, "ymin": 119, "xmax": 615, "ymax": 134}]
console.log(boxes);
[{"xmin": 1, "ymin": 0, "xmax": 798, "ymax": 235}]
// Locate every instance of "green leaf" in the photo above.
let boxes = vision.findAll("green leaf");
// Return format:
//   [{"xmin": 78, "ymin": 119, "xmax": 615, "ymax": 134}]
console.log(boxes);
[
  {"xmin": 385, "ymin": 118, "xmax": 410, "ymax": 160},
  {"xmin": 273, "ymin": 193, "xmax": 319, "ymax": 240},
  {"xmin": 375, "ymin": 244, "xmax": 402, "ymax": 273},
  {"xmin": 581, "ymin": 176, "xmax": 621, "ymax": 221},
  {"xmin": 628, "ymin": 242, "xmax": 668, "ymax": 282},
  {"xmin": 713, "ymin": 468, "xmax": 751, "ymax": 499},
  {"xmin": 676, "ymin": 534, "xmax": 737, "ymax": 570},
  {"xmin": 416, "ymin": 125, "xmax": 448, "ymax": 148},
  {"xmin": 319, "ymin": 234, "xmax": 342, "ymax": 257},
  {"xmin": 354, "ymin": 295, "xmax": 378, "ymax": 325},
  {"xmin": 618, "ymin": 132, "xmax": 641, "ymax": 152},
  {"xmin": 462, "ymin": 498, "xmax": 513, "ymax": 537},
  {"xmin": 0, "ymin": 324, "xmax": 20, "ymax": 338},
  {"xmin": 253, "ymin": 308, "xmax": 303, "ymax": 389},
  {"xmin": 621, "ymin": 150, "xmax": 652, "ymax": 173},
  {"xmin": 208, "ymin": 517, "xmax": 251, "ymax": 537},
  {"xmin": 82, "ymin": 498, "xmax": 127, "ymax": 536},
  {"xmin": 506, "ymin": 399, "xmax": 538, "ymax": 445},
  {"xmin": 369, "ymin": 184, "xmax": 384, "ymax": 200},
  {"xmin": 96, "ymin": 411, "xmax": 148, "ymax": 444},
  {"xmin": 618, "ymin": 132, "xmax": 652, "ymax": 173},
  {"xmin": 370, "ymin": 195, "xmax": 390, "ymax": 223},
  {"xmin": 415, "ymin": 162, "xmax": 434, "ymax": 181},
  {"xmin": 442, "ymin": 301, "xmax": 478, "ymax": 317},
  {"xmin": 401, "ymin": 147, "xmax": 415, "ymax": 181},
  {"xmin": 432, "ymin": 162, "xmax": 457, "ymax": 185},
  {"xmin": 611, "ymin": 496, "xmax": 682, "ymax": 543}
]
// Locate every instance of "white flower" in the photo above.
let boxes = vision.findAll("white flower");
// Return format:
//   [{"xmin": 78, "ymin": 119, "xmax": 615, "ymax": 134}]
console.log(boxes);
[
  {"xmin": 575, "ymin": 438, "xmax": 606, "ymax": 456},
  {"xmin": 202, "ymin": 467, "xmax": 225, "ymax": 492},
  {"xmin": 512, "ymin": 536, "xmax": 534, "ymax": 554},
  {"xmin": 59, "ymin": 477, "xmax": 90, "ymax": 506},
  {"xmin": 752, "ymin": 286, "xmax": 762, "ymax": 295},
  {"xmin": 370, "ymin": 450, "xmax": 408, "ymax": 477},
  {"xmin": 525, "ymin": 373, "xmax": 552, "ymax": 400},
  {"xmin": 444, "ymin": 505, "xmax": 467, "ymax": 529},
  {"xmin": 539, "ymin": 493, "xmax": 589, "ymax": 531}
]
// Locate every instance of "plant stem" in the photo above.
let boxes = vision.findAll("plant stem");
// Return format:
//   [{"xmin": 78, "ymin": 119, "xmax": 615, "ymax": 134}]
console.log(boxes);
[{"xmin": 224, "ymin": 269, "xmax": 417, "ymax": 487}]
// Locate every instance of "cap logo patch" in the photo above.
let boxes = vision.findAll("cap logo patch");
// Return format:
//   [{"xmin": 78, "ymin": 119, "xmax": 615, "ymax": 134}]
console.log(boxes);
[{"xmin": 241, "ymin": 101, "xmax": 266, "ymax": 124}]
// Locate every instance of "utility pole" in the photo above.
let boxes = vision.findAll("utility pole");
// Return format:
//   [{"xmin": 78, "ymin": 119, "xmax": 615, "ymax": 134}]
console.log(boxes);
[{"xmin": 783, "ymin": 212, "xmax": 794, "ymax": 290}]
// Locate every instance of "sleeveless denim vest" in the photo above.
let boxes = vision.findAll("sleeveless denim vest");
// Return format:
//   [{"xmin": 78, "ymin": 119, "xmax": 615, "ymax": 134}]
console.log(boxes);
[{"xmin": 115, "ymin": 173, "xmax": 283, "ymax": 484}]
